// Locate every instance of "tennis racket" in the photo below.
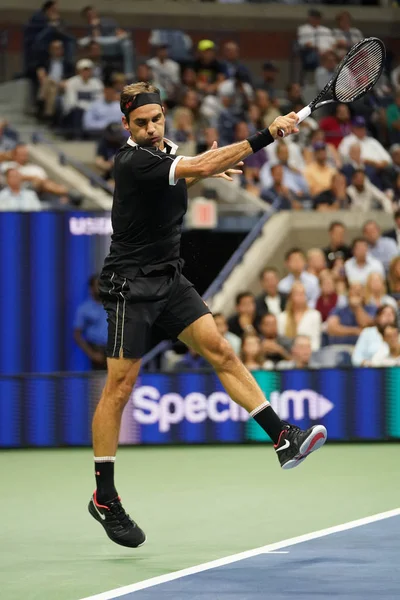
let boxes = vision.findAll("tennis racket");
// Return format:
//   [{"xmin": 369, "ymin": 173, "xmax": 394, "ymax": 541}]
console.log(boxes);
[{"xmin": 278, "ymin": 36, "xmax": 386, "ymax": 138}]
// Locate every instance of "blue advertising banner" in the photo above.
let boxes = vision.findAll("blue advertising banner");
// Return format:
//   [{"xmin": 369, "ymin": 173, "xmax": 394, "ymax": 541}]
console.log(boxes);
[{"xmin": 0, "ymin": 368, "xmax": 397, "ymax": 448}]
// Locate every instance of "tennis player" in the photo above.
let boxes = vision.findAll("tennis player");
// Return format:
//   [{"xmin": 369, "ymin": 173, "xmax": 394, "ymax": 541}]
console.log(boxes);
[{"xmin": 88, "ymin": 82, "xmax": 327, "ymax": 548}]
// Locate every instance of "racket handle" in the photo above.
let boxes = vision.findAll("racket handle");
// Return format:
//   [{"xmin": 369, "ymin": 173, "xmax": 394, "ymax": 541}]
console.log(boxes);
[{"xmin": 277, "ymin": 106, "xmax": 312, "ymax": 138}]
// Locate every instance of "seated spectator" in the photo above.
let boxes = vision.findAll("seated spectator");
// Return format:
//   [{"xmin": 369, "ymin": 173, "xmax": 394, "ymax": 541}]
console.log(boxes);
[
  {"xmin": 259, "ymin": 62, "xmax": 278, "ymax": 101},
  {"xmin": 0, "ymin": 168, "xmax": 41, "ymax": 211},
  {"xmin": 260, "ymin": 142, "xmax": 308, "ymax": 199},
  {"xmin": 332, "ymin": 11, "xmax": 363, "ymax": 60},
  {"xmin": 63, "ymin": 59, "xmax": 103, "ymax": 138},
  {"xmin": 362, "ymin": 220, "xmax": 399, "ymax": 272},
  {"xmin": 193, "ymin": 40, "xmax": 226, "ymax": 95},
  {"xmin": 303, "ymin": 129, "xmax": 341, "ymax": 169},
  {"xmin": 386, "ymin": 92, "xmax": 400, "ymax": 145},
  {"xmin": 0, "ymin": 120, "xmax": 18, "ymax": 156},
  {"xmin": 79, "ymin": 5, "xmax": 135, "ymax": 79},
  {"xmin": 276, "ymin": 335, "xmax": 320, "ymax": 370},
  {"xmin": 323, "ymin": 220, "xmax": 352, "ymax": 268},
  {"xmin": 36, "ymin": 39, "xmax": 74, "ymax": 121},
  {"xmin": 371, "ymin": 324, "xmax": 400, "ymax": 367},
  {"xmin": 255, "ymin": 89, "xmax": 281, "ymax": 129},
  {"xmin": 297, "ymin": 9, "xmax": 334, "ymax": 74},
  {"xmin": 1, "ymin": 144, "xmax": 73, "ymax": 203},
  {"xmin": 216, "ymin": 90, "xmax": 239, "ymax": 147},
  {"xmin": 261, "ymin": 164, "xmax": 303, "ymax": 211},
  {"xmin": 392, "ymin": 173, "xmax": 400, "ymax": 210},
  {"xmin": 347, "ymin": 169, "xmax": 393, "ymax": 213},
  {"xmin": 235, "ymin": 122, "xmax": 267, "ymax": 194},
  {"xmin": 170, "ymin": 108, "xmax": 196, "ymax": 154},
  {"xmin": 345, "ymin": 238, "xmax": 385, "ymax": 285},
  {"xmin": 313, "ymin": 172, "xmax": 350, "ymax": 211},
  {"xmin": 95, "ymin": 123, "xmax": 127, "ymax": 182},
  {"xmin": 315, "ymin": 51, "xmax": 338, "ymax": 91},
  {"xmin": 319, "ymin": 104, "xmax": 352, "ymax": 149},
  {"xmin": 174, "ymin": 347, "xmax": 209, "ymax": 371},
  {"xmin": 240, "ymin": 332, "xmax": 265, "ymax": 372},
  {"xmin": 316, "ymin": 270, "xmax": 341, "ymax": 323},
  {"xmin": 388, "ymin": 256, "xmax": 400, "ymax": 300},
  {"xmin": 228, "ymin": 292, "xmax": 259, "ymax": 338},
  {"xmin": 259, "ymin": 313, "xmax": 291, "ymax": 364},
  {"xmin": 149, "ymin": 29, "xmax": 193, "ymax": 65},
  {"xmin": 327, "ymin": 282, "xmax": 376, "ymax": 346},
  {"xmin": 281, "ymin": 83, "xmax": 304, "ymax": 115},
  {"xmin": 307, "ymin": 248, "xmax": 327, "ymax": 279},
  {"xmin": 213, "ymin": 313, "xmax": 241, "ymax": 355},
  {"xmin": 339, "ymin": 116, "xmax": 392, "ymax": 186},
  {"xmin": 277, "ymin": 282, "xmax": 322, "ymax": 351},
  {"xmin": 278, "ymin": 248, "xmax": 320, "ymax": 308},
  {"xmin": 383, "ymin": 208, "xmax": 400, "ymax": 248},
  {"xmin": 221, "ymin": 41, "xmax": 252, "ymax": 84},
  {"xmin": 304, "ymin": 142, "xmax": 337, "ymax": 197},
  {"xmin": 352, "ymin": 305, "xmax": 397, "ymax": 366},
  {"xmin": 290, "ymin": 102, "xmax": 319, "ymax": 148},
  {"xmin": 181, "ymin": 66, "xmax": 197, "ymax": 94},
  {"xmin": 73, "ymin": 274, "xmax": 108, "ymax": 370},
  {"xmin": 364, "ymin": 272, "xmax": 398, "ymax": 312},
  {"xmin": 340, "ymin": 143, "xmax": 376, "ymax": 185},
  {"xmin": 255, "ymin": 267, "xmax": 287, "ymax": 317},
  {"xmin": 84, "ymin": 40, "xmax": 107, "ymax": 81},
  {"xmin": 218, "ymin": 72, "xmax": 254, "ymax": 121},
  {"xmin": 266, "ymin": 136, "xmax": 305, "ymax": 173},
  {"xmin": 82, "ymin": 86, "xmax": 121, "ymax": 135},
  {"xmin": 147, "ymin": 43, "xmax": 180, "ymax": 99}
]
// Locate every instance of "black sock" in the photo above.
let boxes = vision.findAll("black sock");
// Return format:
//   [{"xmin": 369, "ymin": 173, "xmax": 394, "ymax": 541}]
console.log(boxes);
[
  {"xmin": 250, "ymin": 402, "xmax": 283, "ymax": 444},
  {"xmin": 94, "ymin": 458, "xmax": 118, "ymax": 503}
]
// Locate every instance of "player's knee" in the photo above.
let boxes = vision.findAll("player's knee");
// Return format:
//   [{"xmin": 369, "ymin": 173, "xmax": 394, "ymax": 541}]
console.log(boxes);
[
  {"xmin": 105, "ymin": 373, "xmax": 134, "ymax": 410},
  {"xmin": 208, "ymin": 337, "xmax": 237, "ymax": 371}
]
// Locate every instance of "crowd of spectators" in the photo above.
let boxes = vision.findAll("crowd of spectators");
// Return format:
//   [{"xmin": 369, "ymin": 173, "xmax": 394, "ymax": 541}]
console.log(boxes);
[{"xmin": 163, "ymin": 215, "xmax": 400, "ymax": 371}]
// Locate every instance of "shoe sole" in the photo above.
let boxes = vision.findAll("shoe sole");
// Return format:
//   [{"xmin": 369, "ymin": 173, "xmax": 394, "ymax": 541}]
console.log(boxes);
[
  {"xmin": 281, "ymin": 425, "xmax": 327, "ymax": 470},
  {"xmin": 88, "ymin": 500, "xmax": 147, "ymax": 548}
]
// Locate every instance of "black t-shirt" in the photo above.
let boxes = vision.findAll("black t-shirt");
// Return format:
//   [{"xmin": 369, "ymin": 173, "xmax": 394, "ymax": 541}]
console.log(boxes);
[
  {"xmin": 102, "ymin": 139, "xmax": 187, "ymax": 278},
  {"xmin": 193, "ymin": 59, "xmax": 226, "ymax": 83},
  {"xmin": 323, "ymin": 244, "xmax": 352, "ymax": 268}
]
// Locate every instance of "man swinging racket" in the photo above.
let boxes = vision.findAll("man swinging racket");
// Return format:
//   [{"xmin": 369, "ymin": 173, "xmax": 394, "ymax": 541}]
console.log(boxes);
[{"xmin": 88, "ymin": 82, "xmax": 327, "ymax": 548}]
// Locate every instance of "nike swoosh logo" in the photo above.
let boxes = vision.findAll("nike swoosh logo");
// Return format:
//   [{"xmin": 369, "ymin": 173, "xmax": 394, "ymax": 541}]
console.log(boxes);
[
  {"xmin": 93, "ymin": 500, "xmax": 106, "ymax": 520},
  {"xmin": 276, "ymin": 439, "xmax": 290, "ymax": 452}
]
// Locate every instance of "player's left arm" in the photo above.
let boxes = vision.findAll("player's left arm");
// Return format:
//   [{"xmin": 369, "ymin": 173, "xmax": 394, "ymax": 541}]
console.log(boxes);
[{"xmin": 185, "ymin": 141, "xmax": 243, "ymax": 188}]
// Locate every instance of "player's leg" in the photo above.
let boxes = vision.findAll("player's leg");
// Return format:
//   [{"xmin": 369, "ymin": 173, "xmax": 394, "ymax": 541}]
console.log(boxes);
[{"xmin": 178, "ymin": 312, "xmax": 327, "ymax": 468}]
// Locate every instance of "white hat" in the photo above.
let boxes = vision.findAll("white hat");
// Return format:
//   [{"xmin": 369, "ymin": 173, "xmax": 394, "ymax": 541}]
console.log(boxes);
[{"xmin": 76, "ymin": 59, "xmax": 94, "ymax": 70}]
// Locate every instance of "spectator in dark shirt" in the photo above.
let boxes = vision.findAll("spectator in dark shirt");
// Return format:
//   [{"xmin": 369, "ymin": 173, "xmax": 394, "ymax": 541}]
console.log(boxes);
[
  {"xmin": 256, "ymin": 267, "xmax": 288, "ymax": 317},
  {"xmin": 73, "ymin": 274, "xmax": 108, "ymax": 369},
  {"xmin": 36, "ymin": 39, "xmax": 74, "ymax": 120},
  {"xmin": 319, "ymin": 104, "xmax": 352, "ymax": 149},
  {"xmin": 259, "ymin": 313, "xmax": 291, "ymax": 364},
  {"xmin": 228, "ymin": 292, "xmax": 259, "ymax": 338},
  {"xmin": 281, "ymin": 83, "xmax": 305, "ymax": 115},
  {"xmin": 323, "ymin": 220, "xmax": 352, "ymax": 268},
  {"xmin": 313, "ymin": 172, "xmax": 350, "ymax": 211},
  {"xmin": 261, "ymin": 164, "xmax": 303, "ymax": 210},
  {"xmin": 95, "ymin": 123, "xmax": 127, "ymax": 182},
  {"xmin": 327, "ymin": 282, "xmax": 376, "ymax": 345},
  {"xmin": 221, "ymin": 41, "xmax": 251, "ymax": 84},
  {"xmin": 259, "ymin": 62, "xmax": 279, "ymax": 101},
  {"xmin": 175, "ymin": 348, "xmax": 209, "ymax": 371},
  {"xmin": 193, "ymin": 40, "xmax": 226, "ymax": 94}
]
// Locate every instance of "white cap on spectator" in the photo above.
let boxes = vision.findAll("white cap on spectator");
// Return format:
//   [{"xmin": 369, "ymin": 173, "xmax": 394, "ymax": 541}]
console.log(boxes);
[{"xmin": 76, "ymin": 59, "xmax": 94, "ymax": 71}]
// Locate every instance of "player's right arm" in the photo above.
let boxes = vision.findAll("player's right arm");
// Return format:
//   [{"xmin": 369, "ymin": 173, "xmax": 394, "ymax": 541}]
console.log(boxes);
[{"xmin": 174, "ymin": 113, "xmax": 299, "ymax": 182}]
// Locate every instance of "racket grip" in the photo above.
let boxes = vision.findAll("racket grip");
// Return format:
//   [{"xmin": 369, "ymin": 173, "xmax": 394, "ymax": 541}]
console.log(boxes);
[{"xmin": 277, "ymin": 106, "xmax": 312, "ymax": 138}]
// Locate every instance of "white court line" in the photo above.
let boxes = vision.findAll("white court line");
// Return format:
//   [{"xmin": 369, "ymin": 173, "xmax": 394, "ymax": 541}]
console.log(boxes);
[{"xmin": 79, "ymin": 507, "xmax": 400, "ymax": 600}]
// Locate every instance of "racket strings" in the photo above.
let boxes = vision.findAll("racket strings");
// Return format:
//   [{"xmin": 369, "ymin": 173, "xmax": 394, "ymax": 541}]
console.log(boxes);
[{"xmin": 334, "ymin": 40, "xmax": 384, "ymax": 103}]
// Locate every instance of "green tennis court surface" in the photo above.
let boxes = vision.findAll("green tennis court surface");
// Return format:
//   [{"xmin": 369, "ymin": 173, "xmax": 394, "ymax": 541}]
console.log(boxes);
[{"xmin": 2, "ymin": 445, "xmax": 399, "ymax": 600}]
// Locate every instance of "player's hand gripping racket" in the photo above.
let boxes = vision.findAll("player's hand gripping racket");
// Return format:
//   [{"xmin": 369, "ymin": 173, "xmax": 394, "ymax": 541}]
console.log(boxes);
[{"xmin": 278, "ymin": 37, "xmax": 386, "ymax": 138}]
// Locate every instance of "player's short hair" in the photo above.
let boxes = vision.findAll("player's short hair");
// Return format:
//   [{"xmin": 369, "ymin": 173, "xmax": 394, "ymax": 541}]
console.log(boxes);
[
  {"xmin": 120, "ymin": 82, "xmax": 161, "ymax": 118},
  {"xmin": 329, "ymin": 221, "xmax": 345, "ymax": 232},
  {"xmin": 259, "ymin": 266, "xmax": 278, "ymax": 280},
  {"xmin": 285, "ymin": 247, "xmax": 305, "ymax": 261},
  {"xmin": 235, "ymin": 291, "xmax": 254, "ymax": 305}
]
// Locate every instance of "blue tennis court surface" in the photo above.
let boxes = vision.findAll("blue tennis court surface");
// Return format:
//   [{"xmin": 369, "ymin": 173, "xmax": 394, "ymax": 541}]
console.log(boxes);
[{"xmin": 82, "ymin": 509, "xmax": 400, "ymax": 600}]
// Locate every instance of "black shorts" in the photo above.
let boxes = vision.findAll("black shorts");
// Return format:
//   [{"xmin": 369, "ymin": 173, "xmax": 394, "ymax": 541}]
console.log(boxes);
[{"xmin": 99, "ymin": 268, "xmax": 211, "ymax": 359}]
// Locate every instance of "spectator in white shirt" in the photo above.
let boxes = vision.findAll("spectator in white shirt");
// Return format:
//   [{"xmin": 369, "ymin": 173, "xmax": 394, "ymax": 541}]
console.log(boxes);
[
  {"xmin": 277, "ymin": 282, "xmax": 322, "ymax": 351},
  {"xmin": 345, "ymin": 237, "xmax": 385, "ymax": 285},
  {"xmin": 255, "ymin": 267, "xmax": 288, "ymax": 317},
  {"xmin": 352, "ymin": 304, "xmax": 396, "ymax": 366},
  {"xmin": 83, "ymin": 86, "xmax": 122, "ymax": 135},
  {"xmin": 347, "ymin": 169, "xmax": 393, "ymax": 214},
  {"xmin": 213, "ymin": 313, "xmax": 241, "ymax": 356},
  {"xmin": 364, "ymin": 272, "xmax": 398, "ymax": 312},
  {"xmin": 0, "ymin": 168, "xmax": 41, "ymax": 211},
  {"xmin": 339, "ymin": 116, "xmax": 392, "ymax": 173},
  {"xmin": 278, "ymin": 248, "xmax": 320, "ymax": 308},
  {"xmin": 63, "ymin": 59, "xmax": 104, "ymax": 138},
  {"xmin": 332, "ymin": 11, "xmax": 363, "ymax": 60},
  {"xmin": 1, "ymin": 144, "xmax": 70, "ymax": 200},
  {"xmin": 297, "ymin": 9, "xmax": 334, "ymax": 73},
  {"xmin": 371, "ymin": 324, "xmax": 400, "ymax": 367},
  {"xmin": 147, "ymin": 43, "xmax": 180, "ymax": 99}
]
